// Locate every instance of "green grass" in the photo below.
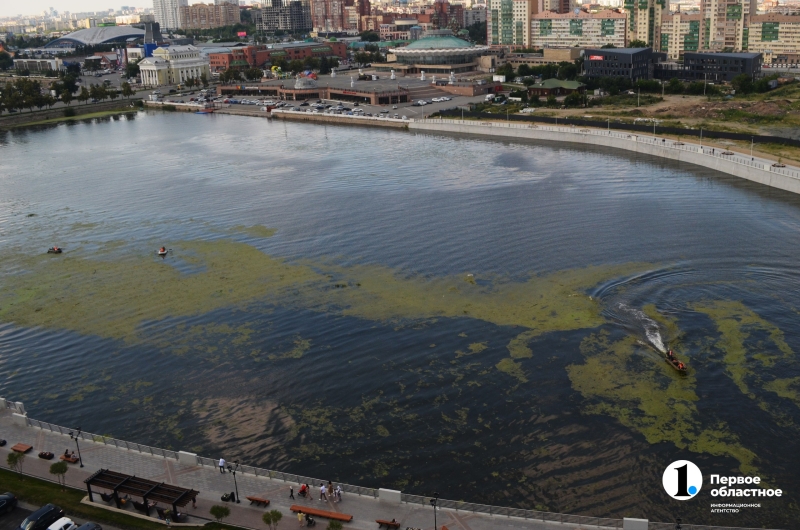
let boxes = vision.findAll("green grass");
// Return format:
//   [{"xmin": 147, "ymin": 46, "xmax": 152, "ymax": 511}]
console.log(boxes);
[
  {"xmin": 7, "ymin": 108, "xmax": 138, "ymax": 129},
  {"xmin": 0, "ymin": 468, "xmax": 188, "ymax": 530}
]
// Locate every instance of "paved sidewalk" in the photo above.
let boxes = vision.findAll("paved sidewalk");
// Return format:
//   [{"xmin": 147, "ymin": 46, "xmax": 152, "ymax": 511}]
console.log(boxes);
[{"xmin": 0, "ymin": 409, "xmax": 607, "ymax": 530}]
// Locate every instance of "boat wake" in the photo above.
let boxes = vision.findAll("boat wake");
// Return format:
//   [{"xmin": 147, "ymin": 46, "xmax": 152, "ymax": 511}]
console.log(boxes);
[{"xmin": 614, "ymin": 303, "xmax": 666, "ymax": 353}]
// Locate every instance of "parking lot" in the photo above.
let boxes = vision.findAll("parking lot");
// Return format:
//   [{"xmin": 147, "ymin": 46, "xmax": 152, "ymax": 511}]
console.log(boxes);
[{"xmin": 0, "ymin": 506, "xmax": 30, "ymax": 530}]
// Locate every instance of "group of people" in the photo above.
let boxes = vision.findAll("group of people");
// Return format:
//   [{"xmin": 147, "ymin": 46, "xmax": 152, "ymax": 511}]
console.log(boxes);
[
  {"xmin": 666, "ymin": 349, "xmax": 686, "ymax": 370},
  {"xmin": 292, "ymin": 482, "xmax": 342, "ymax": 503},
  {"xmin": 63, "ymin": 449, "xmax": 77, "ymax": 459}
]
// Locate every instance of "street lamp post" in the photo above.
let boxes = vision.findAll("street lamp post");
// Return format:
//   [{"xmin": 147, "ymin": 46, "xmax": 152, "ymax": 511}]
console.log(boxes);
[
  {"xmin": 430, "ymin": 492, "xmax": 440, "ymax": 530},
  {"xmin": 68, "ymin": 428, "xmax": 84, "ymax": 468},
  {"xmin": 751, "ymin": 136, "xmax": 754, "ymax": 157},
  {"xmin": 227, "ymin": 461, "xmax": 241, "ymax": 503}
]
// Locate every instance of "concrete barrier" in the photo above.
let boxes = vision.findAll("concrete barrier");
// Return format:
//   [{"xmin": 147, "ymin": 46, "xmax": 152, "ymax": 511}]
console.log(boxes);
[
  {"xmin": 177, "ymin": 451, "xmax": 198, "ymax": 466},
  {"xmin": 409, "ymin": 120, "xmax": 800, "ymax": 196},
  {"xmin": 378, "ymin": 488, "xmax": 402, "ymax": 504},
  {"xmin": 623, "ymin": 517, "xmax": 649, "ymax": 530},
  {"xmin": 12, "ymin": 413, "xmax": 28, "ymax": 426}
]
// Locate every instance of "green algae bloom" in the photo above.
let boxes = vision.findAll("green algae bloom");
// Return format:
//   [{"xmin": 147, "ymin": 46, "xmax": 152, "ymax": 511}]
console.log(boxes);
[{"xmin": 567, "ymin": 331, "xmax": 758, "ymax": 475}]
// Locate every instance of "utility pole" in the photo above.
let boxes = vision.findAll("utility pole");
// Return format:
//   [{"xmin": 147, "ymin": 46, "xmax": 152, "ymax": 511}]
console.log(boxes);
[{"xmin": 751, "ymin": 136, "xmax": 754, "ymax": 157}]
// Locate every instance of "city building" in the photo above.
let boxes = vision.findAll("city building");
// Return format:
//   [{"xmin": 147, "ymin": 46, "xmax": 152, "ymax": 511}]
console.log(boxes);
[
  {"xmin": 153, "ymin": 0, "xmax": 189, "ymax": 30},
  {"xmin": 625, "ymin": 0, "xmax": 668, "ymax": 51},
  {"xmin": 583, "ymin": 46, "xmax": 653, "ymax": 79},
  {"xmin": 504, "ymin": 47, "xmax": 581, "ymax": 68},
  {"xmin": 700, "ymin": 0, "xmax": 755, "ymax": 52},
  {"xmin": 464, "ymin": 6, "xmax": 487, "ymax": 26},
  {"xmin": 384, "ymin": 29, "xmax": 491, "ymax": 73},
  {"xmin": 659, "ymin": 12, "xmax": 702, "ymax": 60},
  {"xmin": 531, "ymin": 9, "xmax": 627, "ymax": 48},
  {"xmin": 487, "ymin": 0, "xmax": 539, "ymax": 48},
  {"xmin": 681, "ymin": 51, "xmax": 761, "ymax": 80},
  {"xmin": 179, "ymin": 2, "xmax": 240, "ymax": 29},
  {"xmin": 13, "ymin": 57, "xmax": 64, "ymax": 72},
  {"xmin": 254, "ymin": 0, "xmax": 313, "ymax": 33},
  {"xmin": 44, "ymin": 26, "xmax": 145, "ymax": 48},
  {"xmin": 748, "ymin": 14, "xmax": 800, "ymax": 65},
  {"xmin": 311, "ymin": 0, "xmax": 347, "ymax": 31},
  {"xmin": 208, "ymin": 40, "xmax": 347, "ymax": 71},
  {"xmin": 138, "ymin": 44, "xmax": 210, "ymax": 86}
]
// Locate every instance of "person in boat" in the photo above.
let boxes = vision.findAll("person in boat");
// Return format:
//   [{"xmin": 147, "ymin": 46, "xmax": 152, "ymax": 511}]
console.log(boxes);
[
  {"xmin": 678, "ymin": 362, "xmax": 685, "ymax": 370},
  {"xmin": 667, "ymin": 349, "xmax": 674, "ymax": 359},
  {"xmin": 159, "ymin": 247, "xmax": 166, "ymax": 253},
  {"xmin": 53, "ymin": 245, "xmax": 59, "ymax": 252}
]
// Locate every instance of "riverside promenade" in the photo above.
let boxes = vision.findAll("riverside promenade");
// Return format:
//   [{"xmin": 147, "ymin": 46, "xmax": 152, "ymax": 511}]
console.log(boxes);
[{"xmin": 0, "ymin": 405, "xmax": 628, "ymax": 530}]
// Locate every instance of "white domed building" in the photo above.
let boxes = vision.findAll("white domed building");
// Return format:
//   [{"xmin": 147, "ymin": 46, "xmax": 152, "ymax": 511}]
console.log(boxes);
[{"xmin": 379, "ymin": 30, "xmax": 491, "ymax": 75}]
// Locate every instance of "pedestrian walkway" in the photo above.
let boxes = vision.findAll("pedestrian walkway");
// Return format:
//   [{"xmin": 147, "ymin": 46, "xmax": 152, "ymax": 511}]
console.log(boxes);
[{"xmin": 0, "ymin": 409, "xmax": 622, "ymax": 530}]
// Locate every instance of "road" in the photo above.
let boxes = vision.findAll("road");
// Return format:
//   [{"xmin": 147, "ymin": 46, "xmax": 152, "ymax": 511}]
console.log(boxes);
[{"xmin": 0, "ymin": 506, "xmax": 30, "ymax": 530}]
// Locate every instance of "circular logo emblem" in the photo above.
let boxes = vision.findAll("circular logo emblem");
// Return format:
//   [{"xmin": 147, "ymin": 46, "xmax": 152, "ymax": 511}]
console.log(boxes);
[{"xmin": 662, "ymin": 460, "xmax": 702, "ymax": 500}]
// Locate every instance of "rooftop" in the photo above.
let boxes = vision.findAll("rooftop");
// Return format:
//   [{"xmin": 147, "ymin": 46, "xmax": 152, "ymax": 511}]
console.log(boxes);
[
  {"xmin": 45, "ymin": 26, "xmax": 144, "ymax": 47},
  {"xmin": 404, "ymin": 35, "xmax": 474, "ymax": 50},
  {"xmin": 530, "ymin": 78, "xmax": 585, "ymax": 89}
]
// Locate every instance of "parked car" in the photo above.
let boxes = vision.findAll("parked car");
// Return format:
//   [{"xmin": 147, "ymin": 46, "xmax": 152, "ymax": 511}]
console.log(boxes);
[
  {"xmin": 392, "ymin": 105, "xmax": 397, "ymax": 109},
  {"xmin": 0, "ymin": 492, "xmax": 18, "ymax": 515},
  {"xmin": 47, "ymin": 517, "xmax": 77, "ymax": 530},
  {"xmin": 74, "ymin": 523, "xmax": 102, "ymax": 530},
  {"xmin": 299, "ymin": 102, "xmax": 309, "ymax": 106},
  {"xmin": 18, "ymin": 504, "xmax": 65, "ymax": 530}
]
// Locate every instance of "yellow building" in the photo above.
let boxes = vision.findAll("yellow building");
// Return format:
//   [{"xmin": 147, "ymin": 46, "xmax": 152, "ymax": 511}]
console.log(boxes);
[
  {"xmin": 532, "ymin": 9, "xmax": 627, "ymax": 49},
  {"xmin": 138, "ymin": 45, "xmax": 210, "ymax": 87},
  {"xmin": 624, "ymin": 0, "xmax": 669, "ymax": 50},
  {"xmin": 748, "ymin": 14, "xmax": 800, "ymax": 64},
  {"xmin": 659, "ymin": 12, "xmax": 702, "ymax": 59}
]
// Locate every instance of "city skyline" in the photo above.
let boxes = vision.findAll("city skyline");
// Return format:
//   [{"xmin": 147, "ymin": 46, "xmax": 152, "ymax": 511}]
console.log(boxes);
[{"xmin": 0, "ymin": 0, "xmax": 254, "ymax": 19}]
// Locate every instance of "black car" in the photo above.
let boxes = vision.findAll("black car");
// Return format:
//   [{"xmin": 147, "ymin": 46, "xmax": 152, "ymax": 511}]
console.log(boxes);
[
  {"xmin": 75, "ymin": 523, "xmax": 102, "ymax": 530},
  {"xmin": 299, "ymin": 102, "xmax": 309, "ymax": 106},
  {"xmin": 0, "ymin": 493, "xmax": 17, "ymax": 515},
  {"xmin": 353, "ymin": 102, "xmax": 359, "ymax": 106},
  {"xmin": 17, "ymin": 504, "xmax": 64, "ymax": 530}
]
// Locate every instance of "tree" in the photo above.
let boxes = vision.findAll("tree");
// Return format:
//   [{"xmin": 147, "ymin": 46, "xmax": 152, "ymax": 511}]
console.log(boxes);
[
  {"xmin": 262, "ymin": 510, "xmax": 283, "ymax": 530},
  {"xmin": 210, "ymin": 505, "xmax": 230, "ymax": 523},
  {"xmin": 319, "ymin": 56, "xmax": 331, "ymax": 75},
  {"xmin": 7, "ymin": 452, "xmax": 25, "ymax": 477},
  {"xmin": 288, "ymin": 59, "xmax": 304, "ymax": 73},
  {"xmin": 77, "ymin": 86, "xmax": 90, "ymax": 104},
  {"xmin": 121, "ymin": 81, "xmax": 134, "ymax": 99},
  {"xmin": 200, "ymin": 72, "xmax": 209, "ymax": 88},
  {"xmin": 731, "ymin": 73, "xmax": 754, "ymax": 95},
  {"xmin": 467, "ymin": 21, "xmax": 487, "ymax": 44},
  {"xmin": 125, "ymin": 58, "xmax": 142, "ymax": 79},
  {"xmin": 601, "ymin": 43, "xmax": 616, "ymax": 48},
  {"xmin": 0, "ymin": 51, "xmax": 13, "ymax": 71},
  {"xmin": 49, "ymin": 461, "xmax": 69, "ymax": 490},
  {"xmin": 109, "ymin": 89, "xmax": 118, "ymax": 101},
  {"xmin": 517, "ymin": 64, "xmax": 531, "ymax": 77},
  {"xmin": 326, "ymin": 521, "xmax": 342, "ymax": 530},
  {"xmin": 546, "ymin": 93, "xmax": 557, "ymax": 107},
  {"xmin": 629, "ymin": 39, "xmax": 648, "ymax": 48},
  {"xmin": 359, "ymin": 31, "xmax": 380, "ymax": 42},
  {"xmin": 220, "ymin": 68, "xmax": 242, "ymax": 84},
  {"xmin": 665, "ymin": 77, "xmax": 684, "ymax": 94},
  {"xmin": 244, "ymin": 67, "xmax": 264, "ymax": 81},
  {"xmin": 556, "ymin": 62, "xmax": 577, "ymax": 80},
  {"xmin": 496, "ymin": 62, "xmax": 514, "ymax": 79},
  {"xmin": 563, "ymin": 91, "xmax": 582, "ymax": 107}
]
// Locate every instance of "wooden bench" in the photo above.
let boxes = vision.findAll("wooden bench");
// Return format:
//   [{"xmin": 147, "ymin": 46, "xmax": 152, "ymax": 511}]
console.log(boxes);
[
  {"xmin": 245, "ymin": 496, "xmax": 270, "ymax": 507},
  {"xmin": 376, "ymin": 519, "xmax": 400, "ymax": 529},
  {"xmin": 60, "ymin": 455, "xmax": 80, "ymax": 463},
  {"xmin": 11, "ymin": 443, "xmax": 32, "ymax": 453},
  {"xmin": 289, "ymin": 505, "xmax": 353, "ymax": 522}
]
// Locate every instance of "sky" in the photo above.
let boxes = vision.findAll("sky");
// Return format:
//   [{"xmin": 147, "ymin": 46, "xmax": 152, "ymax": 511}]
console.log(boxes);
[{"xmin": 1, "ymin": 1, "xmax": 134, "ymax": 18}]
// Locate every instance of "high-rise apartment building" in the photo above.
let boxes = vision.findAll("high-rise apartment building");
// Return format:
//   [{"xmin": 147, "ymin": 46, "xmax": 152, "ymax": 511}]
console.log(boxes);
[
  {"xmin": 699, "ymin": 0, "xmax": 755, "ymax": 51},
  {"xmin": 660, "ymin": 12, "xmax": 702, "ymax": 59},
  {"xmin": 624, "ymin": 0, "xmax": 668, "ymax": 49},
  {"xmin": 532, "ymin": 9, "xmax": 627, "ymax": 48},
  {"xmin": 153, "ymin": 0, "xmax": 188, "ymax": 29},
  {"xmin": 486, "ymin": 0, "xmax": 538, "ymax": 47},
  {"xmin": 747, "ymin": 13, "xmax": 800, "ymax": 63},
  {"xmin": 255, "ymin": 0, "xmax": 312, "ymax": 32},
  {"xmin": 179, "ymin": 2, "xmax": 240, "ymax": 29}
]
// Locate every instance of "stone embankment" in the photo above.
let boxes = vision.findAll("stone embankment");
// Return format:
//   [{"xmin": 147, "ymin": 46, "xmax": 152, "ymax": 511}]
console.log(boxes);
[
  {"xmin": 271, "ymin": 109, "xmax": 408, "ymax": 129},
  {"xmin": 409, "ymin": 118, "xmax": 800, "ymax": 195},
  {"xmin": 0, "ymin": 99, "xmax": 142, "ymax": 128}
]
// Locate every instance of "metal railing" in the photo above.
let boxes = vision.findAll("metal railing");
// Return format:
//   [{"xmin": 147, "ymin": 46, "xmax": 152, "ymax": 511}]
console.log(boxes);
[
  {"xmin": 4, "ymin": 400, "xmax": 24, "ymax": 414},
  {"xmin": 26, "ymin": 417, "xmax": 179, "ymax": 460},
  {"xmin": 416, "ymin": 118, "xmax": 800, "ymax": 181},
  {"xmin": 195, "ymin": 456, "xmax": 378, "ymax": 498},
  {"xmin": 402, "ymin": 493, "xmax": 622, "ymax": 528}
]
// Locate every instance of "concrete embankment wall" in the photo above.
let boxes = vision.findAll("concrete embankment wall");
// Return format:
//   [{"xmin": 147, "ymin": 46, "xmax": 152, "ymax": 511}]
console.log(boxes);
[
  {"xmin": 410, "ymin": 119, "xmax": 800, "ymax": 195},
  {"xmin": 273, "ymin": 110, "xmax": 408, "ymax": 129},
  {"xmin": 0, "ymin": 99, "xmax": 141, "ymax": 128}
]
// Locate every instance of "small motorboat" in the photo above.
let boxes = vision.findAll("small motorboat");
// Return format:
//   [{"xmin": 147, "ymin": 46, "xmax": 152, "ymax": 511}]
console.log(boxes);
[
  {"xmin": 665, "ymin": 350, "xmax": 688, "ymax": 375},
  {"xmin": 47, "ymin": 247, "xmax": 63, "ymax": 254},
  {"xmin": 38, "ymin": 451, "xmax": 54, "ymax": 460}
]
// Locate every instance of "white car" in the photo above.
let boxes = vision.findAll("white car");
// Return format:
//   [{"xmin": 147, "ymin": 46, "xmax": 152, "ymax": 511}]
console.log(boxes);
[{"xmin": 48, "ymin": 518, "xmax": 77, "ymax": 530}]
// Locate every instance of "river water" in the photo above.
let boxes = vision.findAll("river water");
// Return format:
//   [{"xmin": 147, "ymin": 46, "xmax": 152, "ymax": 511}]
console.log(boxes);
[{"xmin": 1, "ymin": 111, "xmax": 800, "ymax": 527}]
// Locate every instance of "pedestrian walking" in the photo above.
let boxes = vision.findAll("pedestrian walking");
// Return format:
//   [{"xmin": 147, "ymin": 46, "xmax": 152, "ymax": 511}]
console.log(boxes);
[
  {"xmin": 218, "ymin": 458, "xmax": 226, "ymax": 473},
  {"xmin": 192, "ymin": 496, "xmax": 197, "ymax": 509},
  {"xmin": 297, "ymin": 510, "xmax": 304, "ymax": 527},
  {"xmin": 326, "ymin": 481, "xmax": 333, "ymax": 500},
  {"xmin": 290, "ymin": 486, "xmax": 295, "ymax": 500},
  {"xmin": 319, "ymin": 483, "xmax": 327, "ymax": 501},
  {"xmin": 335, "ymin": 485, "xmax": 342, "ymax": 503}
]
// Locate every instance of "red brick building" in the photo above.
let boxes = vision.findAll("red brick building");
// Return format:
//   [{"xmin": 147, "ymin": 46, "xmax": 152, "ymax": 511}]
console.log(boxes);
[{"xmin": 209, "ymin": 41, "xmax": 347, "ymax": 72}]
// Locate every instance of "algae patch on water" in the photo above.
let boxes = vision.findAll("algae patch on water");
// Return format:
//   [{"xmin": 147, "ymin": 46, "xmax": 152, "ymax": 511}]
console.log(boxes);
[
  {"xmin": 567, "ymin": 331, "xmax": 758, "ymax": 474},
  {"xmin": 229, "ymin": 225, "xmax": 277, "ymax": 238},
  {"xmin": 0, "ymin": 239, "xmax": 651, "ymax": 344},
  {"xmin": 693, "ymin": 300, "xmax": 795, "ymax": 404}
]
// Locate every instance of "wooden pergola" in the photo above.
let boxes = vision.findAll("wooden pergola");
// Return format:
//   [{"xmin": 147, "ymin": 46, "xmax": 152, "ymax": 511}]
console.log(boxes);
[{"xmin": 85, "ymin": 469, "xmax": 199, "ymax": 517}]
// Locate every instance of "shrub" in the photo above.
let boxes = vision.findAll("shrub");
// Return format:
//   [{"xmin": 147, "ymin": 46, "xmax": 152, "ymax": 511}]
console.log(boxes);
[
  {"xmin": 326, "ymin": 521, "xmax": 343, "ymax": 530},
  {"xmin": 209, "ymin": 505, "xmax": 230, "ymax": 523}
]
